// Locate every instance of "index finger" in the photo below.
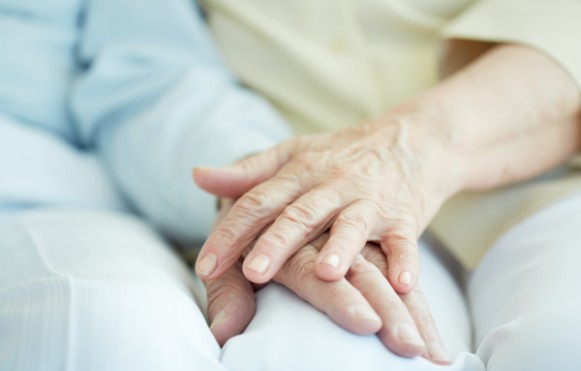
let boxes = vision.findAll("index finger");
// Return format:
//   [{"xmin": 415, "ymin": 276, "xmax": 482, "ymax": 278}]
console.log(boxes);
[{"xmin": 196, "ymin": 164, "xmax": 307, "ymax": 279}]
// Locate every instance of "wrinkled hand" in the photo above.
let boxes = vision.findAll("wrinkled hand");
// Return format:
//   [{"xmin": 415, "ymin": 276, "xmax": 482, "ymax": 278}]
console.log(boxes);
[
  {"xmin": 195, "ymin": 116, "xmax": 460, "ymax": 293},
  {"xmin": 202, "ymin": 200, "xmax": 449, "ymax": 363}
]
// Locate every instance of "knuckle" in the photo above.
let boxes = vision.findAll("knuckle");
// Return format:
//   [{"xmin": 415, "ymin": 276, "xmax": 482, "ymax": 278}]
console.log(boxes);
[
  {"xmin": 328, "ymin": 163, "xmax": 352, "ymax": 178},
  {"xmin": 206, "ymin": 281, "xmax": 247, "ymax": 310},
  {"xmin": 282, "ymin": 250, "xmax": 316, "ymax": 288},
  {"xmin": 346, "ymin": 258, "xmax": 381, "ymax": 283},
  {"xmin": 259, "ymin": 231, "xmax": 289, "ymax": 251},
  {"xmin": 336, "ymin": 212, "xmax": 370, "ymax": 235},
  {"xmin": 383, "ymin": 231, "xmax": 417, "ymax": 251},
  {"xmin": 215, "ymin": 223, "xmax": 240, "ymax": 246},
  {"xmin": 284, "ymin": 153, "xmax": 312, "ymax": 175},
  {"xmin": 294, "ymin": 259, "xmax": 316, "ymax": 286},
  {"xmin": 280, "ymin": 203, "xmax": 320, "ymax": 233},
  {"xmin": 238, "ymin": 156, "xmax": 257, "ymax": 173},
  {"xmin": 294, "ymin": 151, "xmax": 319, "ymax": 167},
  {"xmin": 237, "ymin": 190, "xmax": 273, "ymax": 220},
  {"xmin": 328, "ymin": 161, "xmax": 366, "ymax": 183}
]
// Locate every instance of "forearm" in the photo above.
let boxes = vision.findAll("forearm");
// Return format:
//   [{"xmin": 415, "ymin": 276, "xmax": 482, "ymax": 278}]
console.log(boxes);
[{"xmin": 409, "ymin": 44, "xmax": 581, "ymax": 191}]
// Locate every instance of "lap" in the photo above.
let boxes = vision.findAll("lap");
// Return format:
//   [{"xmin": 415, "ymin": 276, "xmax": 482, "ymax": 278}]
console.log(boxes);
[
  {"xmin": 0, "ymin": 208, "xmax": 481, "ymax": 371},
  {"xmin": 469, "ymin": 190, "xmax": 581, "ymax": 370},
  {"xmin": 222, "ymin": 241, "xmax": 483, "ymax": 371},
  {"xmin": 0, "ymin": 208, "xmax": 224, "ymax": 371},
  {"xmin": 12, "ymin": 198, "xmax": 576, "ymax": 371}
]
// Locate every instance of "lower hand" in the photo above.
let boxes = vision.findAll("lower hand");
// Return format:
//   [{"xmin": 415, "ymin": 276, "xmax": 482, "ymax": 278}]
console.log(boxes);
[{"xmin": 202, "ymin": 201, "xmax": 448, "ymax": 363}]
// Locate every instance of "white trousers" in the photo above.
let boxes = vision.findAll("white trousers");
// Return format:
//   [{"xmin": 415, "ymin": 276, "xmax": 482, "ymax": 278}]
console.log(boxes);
[{"xmin": 1, "ymin": 192, "xmax": 581, "ymax": 371}]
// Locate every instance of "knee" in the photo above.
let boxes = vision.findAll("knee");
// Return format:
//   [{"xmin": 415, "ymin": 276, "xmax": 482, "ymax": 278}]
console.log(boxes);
[
  {"xmin": 0, "ymin": 274, "xmax": 222, "ymax": 371},
  {"xmin": 483, "ymin": 310, "xmax": 581, "ymax": 371},
  {"xmin": 73, "ymin": 279, "xmax": 224, "ymax": 371}
]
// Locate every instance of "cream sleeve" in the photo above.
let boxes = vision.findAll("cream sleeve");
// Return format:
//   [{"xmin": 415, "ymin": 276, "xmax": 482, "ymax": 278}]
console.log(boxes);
[
  {"xmin": 441, "ymin": 0, "xmax": 581, "ymax": 88},
  {"xmin": 441, "ymin": 0, "xmax": 581, "ymax": 167}
]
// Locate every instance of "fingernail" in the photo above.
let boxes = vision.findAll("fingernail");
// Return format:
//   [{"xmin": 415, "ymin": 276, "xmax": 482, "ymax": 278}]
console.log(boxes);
[
  {"xmin": 399, "ymin": 271, "xmax": 412, "ymax": 286},
  {"xmin": 210, "ymin": 310, "xmax": 229, "ymax": 328},
  {"xmin": 394, "ymin": 324, "xmax": 425, "ymax": 347},
  {"xmin": 348, "ymin": 305, "xmax": 382, "ymax": 324},
  {"xmin": 196, "ymin": 165, "xmax": 237, "ymax": 173},
  {"xmin": 197, "ymin": 253, "xmax": 218, "ymax": 276},
  {"xmin": 428, "ymin": 341, "xmax": 449, "ymax": 363},
  {"xmin": 246, "ymin": 254, "xmax": 271, "ymax": 274},
  {"xmin": 194, "ymin": 166, "xmax": 216, "ymax": 172},
  {"xmin": 322, "ymin": 254, "xmax": 340, "ymax": 269}
]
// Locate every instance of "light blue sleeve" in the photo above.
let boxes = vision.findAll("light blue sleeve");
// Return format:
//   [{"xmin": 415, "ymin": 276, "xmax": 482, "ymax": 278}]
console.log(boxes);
[{"xmin": 71, "ymin": 0, "xmax": 291, "ymax": 247}]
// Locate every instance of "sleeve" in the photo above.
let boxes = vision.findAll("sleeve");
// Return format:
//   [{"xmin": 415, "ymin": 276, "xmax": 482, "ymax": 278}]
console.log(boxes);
[
  {"xmin": 440, "ymin": 0, "xmax": 581, "ymax": 88},
  {"xmin": 70, "ymin": 0, "xmax": 292, "ymax": 247}
]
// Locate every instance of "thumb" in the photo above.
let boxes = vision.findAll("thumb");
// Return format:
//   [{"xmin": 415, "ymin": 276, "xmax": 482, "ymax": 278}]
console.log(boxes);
[
  {"xmin": 204, "ymin": 262, "xmax": 256, "ymax": 346},
  {"xmin": 193, "ymin": 141, "xmax": 292, "ymax": 198}
]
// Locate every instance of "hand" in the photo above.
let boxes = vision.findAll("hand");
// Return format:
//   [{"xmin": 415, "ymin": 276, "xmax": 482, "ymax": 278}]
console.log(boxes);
[
  {"xmin": 203, "ymin": 200, "xmax": 449, "ymax": 363},
  {"xmin": 195, "ymin": 113, "xmax": 462, "ymax": 293}
]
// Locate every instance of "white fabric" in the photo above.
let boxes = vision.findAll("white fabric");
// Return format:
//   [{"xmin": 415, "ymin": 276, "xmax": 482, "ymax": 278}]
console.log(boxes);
[
  {"xmin": 2, "ymin": 192, "xmax": 580, "ymax": 370},
  {"xmin": 469, "ymin": 191, "xmax": 581, "ymax": 370},
  {"xmin": 0, "ymin": 0, "xmax": 291, "ymax": 247},
  {"xmin": 0, "ymin": 209, "xmax": 473, "ymax": 371}
]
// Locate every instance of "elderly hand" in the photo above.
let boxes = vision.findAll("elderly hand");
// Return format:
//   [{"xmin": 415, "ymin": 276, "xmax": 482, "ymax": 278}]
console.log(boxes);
[
  {"xmin": 194, "ymin": 110, "xmax": 463, "ymax": 293},
  {"xmin": 203, "ymin": 200, "xmax": 449, "ymax": 363}
]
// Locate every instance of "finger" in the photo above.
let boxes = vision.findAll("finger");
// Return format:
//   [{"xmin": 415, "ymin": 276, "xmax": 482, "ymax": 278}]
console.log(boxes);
[
  {"xmin": 401, "ymin": 288, "xmax": 450, "ymax": 365},
  {"xmin": 379, "ymin": 222, "xmax": 420, "ymax": 294},
  {"xmin": 274, "ymin": 238, "xmax": 382, "ymax": 335},
  {"xmin": 347, "ymin": 255, "xmax": 426, "ymax": 358},
  {"xmin": 196, "ymin": 164, "xmax": 307, "ymax": 280},
  {"xmin": 315, "ymin": 200, "xmax": 377, "ymax": 281},
  {"xmin": 361, "ymin": 244, "xmax": 448, "ymax": 364},
  {"xmin": 242, "ymin": 186, "xmax": 345, "ymax": 283},
  {"xmin": 212, "ymin": 198, "xmax": 235, "ymax": 228},
  {"xmin": 203, "ymin": 262, "xmax": 256, "ymax": 347},
  {"xmin": 193, "ymin": 141, "xmax": 294, "ymax": 199}
]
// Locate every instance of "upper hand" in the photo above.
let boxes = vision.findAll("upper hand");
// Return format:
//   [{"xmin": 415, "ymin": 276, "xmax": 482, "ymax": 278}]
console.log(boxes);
[{"xmin": 195, "ymin": 114, "xmax": 462, "ymax": 293}]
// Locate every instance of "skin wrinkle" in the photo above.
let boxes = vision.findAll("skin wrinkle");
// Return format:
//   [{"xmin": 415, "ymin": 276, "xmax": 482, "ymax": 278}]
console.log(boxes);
[
  {"xmin": 206, "ymin": 201, "xmax": 444, "ymax": 360},
  {"xmin": 279, "ymin": 203, "xmax": 322, "ymax": 236},
  {"xmin": 282, "ymin": 188, "xmax": 342, "ymax": 231},
  {"xmin": 333, "ymin": 206, "xmax": 371, "ymax": 236},
  {"xmin": 235, "ymin": 189, "xmax": 277, "ymax": 220},
  {"xmin": 280, "ymin": 251, "xmax": 317, "ymax": 299},
  {"xmin": 197, "ymin": 44, "xmax": 581, "ymax": 363},
  {"xmin": 199, "ymin": 44, "xmax": 581, "ymax": 285},
  {"xmin": 248, "ymin": 187, "xmax": 340, "ymax": 266},
  {"xmin": 209, "ymin": 114, "xmax": 449, "ymax": 292}
]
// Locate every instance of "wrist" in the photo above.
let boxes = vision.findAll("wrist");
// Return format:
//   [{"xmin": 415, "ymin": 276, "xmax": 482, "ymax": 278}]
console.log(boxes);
[{"xmin": 370, "ymin": 98, "xmax": 471, "ymax": 200}]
